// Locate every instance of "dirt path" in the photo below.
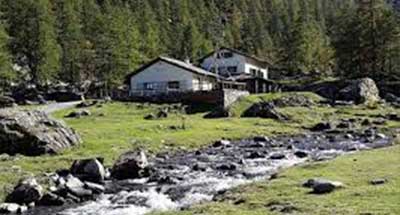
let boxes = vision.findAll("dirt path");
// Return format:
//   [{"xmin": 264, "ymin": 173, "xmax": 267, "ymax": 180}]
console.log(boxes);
[{"xmin": 38, "ymin": 101, "xmax": 81, "ymax": 114}]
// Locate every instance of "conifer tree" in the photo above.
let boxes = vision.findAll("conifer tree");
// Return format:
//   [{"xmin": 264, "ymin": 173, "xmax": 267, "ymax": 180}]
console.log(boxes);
[
  {"xmin": 286, "ymin": 19, "xmax": 335, "ymax": 74},
  {"xmin": 137, "ymin": 1, "xmax": 160, "ymax": 63},
  {"xmin": 55, "ymin": 0, "xmax": 84, "ymax": 83},
  {"xmin": 334, "ymin": 0, "xmax": 400, "ymax": 78},
  {"xmin": 100, "ymin": 3, "xmax": 140, "ymax": 89},
  {"xmin": 0, "ymin": 19, "xmax": 13, "ymax": 87},
  {"xmin": 5, "ymin": 0, "xmax": 60, "ymax": 84}
]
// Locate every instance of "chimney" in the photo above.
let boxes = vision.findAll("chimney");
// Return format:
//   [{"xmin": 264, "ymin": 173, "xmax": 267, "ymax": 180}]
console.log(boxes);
[{"xmin": 184, "ymin": 57, "xmax": 191, "ymax": 65}]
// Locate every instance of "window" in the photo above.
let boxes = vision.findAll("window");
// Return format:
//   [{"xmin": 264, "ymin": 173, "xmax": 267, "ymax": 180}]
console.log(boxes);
[
  {"xmin": 168, "ymin": 81, "xmax": 180, "ymax": 89},
  {"xmin": 222, "ymin": 52, "xmax": 233, "ymax": 58},
  {"xmin": 250, "ymin": 69, "xmax": 257, "ymax": 76},
  {"xmin": 250, "ymin": 68, "xmax": 264, "ymax": 78},
  {"xmin": 217, "ymin": 51, "xmax": 233, "ymax": 59},
  {"xmin": 227, "ymin": 66, "xmax": 237, "ymax": 74},
  {"xmin": 144, "ymin": 83, "xmax": 155, "ymax": 90}
]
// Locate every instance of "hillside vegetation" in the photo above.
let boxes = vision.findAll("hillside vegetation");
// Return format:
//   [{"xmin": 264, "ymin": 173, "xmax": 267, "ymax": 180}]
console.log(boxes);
[
  {"xmin": 227, "ymin": 92, "xmax": 324, "ymax": 117},
  {"xmin": 0, "ymin": 0, "xmax": 399, "ymax": 89}
]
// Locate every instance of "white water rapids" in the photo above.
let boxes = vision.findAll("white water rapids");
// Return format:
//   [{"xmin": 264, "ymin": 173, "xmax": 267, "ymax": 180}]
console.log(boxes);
[{"xmin": 61, "ymin": 154, "xmax": 304, "ymax": 215}]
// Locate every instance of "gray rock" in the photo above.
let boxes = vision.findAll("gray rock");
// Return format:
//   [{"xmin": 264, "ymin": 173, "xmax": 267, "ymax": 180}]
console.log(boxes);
[
  {"xmin": 84, "ymin": 182, "xmax": 105, "ymax": 194},
  {"xmin": 253, "ymin": 136, "xmax": 270, "ymax": 142},
  {"xmin": 103, "ymin": 96, "xmax": 112, "ymax": 103},
  {"xmin": 361, "ymin": 119, "xmax": 372, "ymax": 126},
  {"xmin": 156, "ymin": 109, "xmax": 168, "ymax": 119},
  {"xmin": 386, "ymin": 113, "xmax": 400, "ymax": 121},
  {"xmin": 213, "ymin": 140, "xmax": 231, "ymax": 148},
  {"xmin": 0, "ymin": 110, "xmax": 81, "ymax": 156},
  {"xmin": 5, "ymin": 178, "xmax": 43, "ymax": 205},
  {"xmin": 144, "ymin": 113, "xmax": 156, "ymax": 120},
  {"xmin": 384, "ymin": 93, "xmax": 400, "ymax": 104},
  {"xmin": 267, "ymin": 201, "xmax": 299, "ymax": 213},
  {"xmin": 192, "ymin": 163, "xmax": 208, "ymax": 171},
  {"xmin": 243, "ymin": 102, "xmax": 289, "ymax": 121},
  {"xmin": 65, "ymin": 110, "xmax": 91, "ymax": 118},
  {"xmin": 76, "ymin": 101, "xmax": 98, "ymax": 108},
  {"xmin": 70, "ymin": 158, "xmax": 105, "ymax": 183},
  {"xmin": 65, "ymin": 175, "xmax": 93, "ymax": 198},
  {"xmin": 338, "ymin": 78, "xmax": 380, "ymax": 105},
  {"xmin": 270, "ymin": 153, "xmax": 286, "ymax": 160},
  {"xmin": 0, "ymin": 154, "xmax": 11, "ymax": 161},
  {"xmin": 0, "ymin": 203, "xmax": 27, "ymax": 214},
  {"xmin": 38, "ymin": 192, "xmax": 66, "ymax": 206},
  {"xmin": 111, "ymin": 150, "xmax": 149, "ymax": 180},
  {"xmin": 216, "ymin": 163, "xmax": 237, "ymax": 171},
  {"xmin": 303, "ymin": 178, "xmax": 344, "ymax": 194},
  {"xmin": 370, "ymin": 178, "xmax": 387, "ymax": 185},
  {"xmin": 246, "ymin": 151, "xmax": 265, "ymax": 159},
  {"xmin": 0, "ymin": 96, "xmax": 16, "ymax": 108},
  {"xmin": 311, "ymin": 122, "xmax": 332, "ymax": 132},
  {"xmin": 294, "ymin": 150, "xmax": 308, "ymax": 158},
  {"xmin": 376, "ymin": 133, "xmax": 386, "ymax": 139}
]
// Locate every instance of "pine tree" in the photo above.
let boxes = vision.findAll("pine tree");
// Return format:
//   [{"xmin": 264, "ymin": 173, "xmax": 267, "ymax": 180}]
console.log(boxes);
[
  {"xmin": 5, "ymin": 0, "xmax": 60, "ymax": 84},
  {"xmin": 55, "ymin": 0, "xmax": 84, "ymax": 83},
  {"xmin": 334, "ymin": 0, "xmax": 400, "ymax": 78},
  {"xmin": 286, "ymin": 19, "xmax": 335, "ymax": 74},
  {"xmin": 137, "ymin": 1, "xmax": 161, "ymax": 63},
  {"xmin": 0, "ymin": 19, "xmax": 13, "ymax": 87},
  {"xmin": 80, "ymin": 0, "xmax": 104, "ymax": 82},
  {"xmin": 181, "ymin": 20, "xmax": 203, "ymax": 61},
  {"xmin": 99, "ymin": 3, "xmax": 140, "ymax": 90}
]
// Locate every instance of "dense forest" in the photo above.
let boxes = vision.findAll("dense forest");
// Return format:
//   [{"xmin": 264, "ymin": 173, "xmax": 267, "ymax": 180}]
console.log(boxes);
[{"xmin": 0, "ymin": 0, "xmax": 399, "ymax": 89}]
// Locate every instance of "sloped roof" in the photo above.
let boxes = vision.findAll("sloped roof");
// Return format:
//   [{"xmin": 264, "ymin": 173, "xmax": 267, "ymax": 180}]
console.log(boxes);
[
  {"xmin": 126, "ymin": 56, "xmax": 220, "ymax": 81},
  {"xmin": 198, "ymin": 47, "xmax": 273, "ymax": 67}
]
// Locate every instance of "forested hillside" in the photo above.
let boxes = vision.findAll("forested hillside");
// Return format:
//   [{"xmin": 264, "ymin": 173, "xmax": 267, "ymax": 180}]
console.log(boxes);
[{"xmin": 0, "ymin": 0, "xmax": 399, "ymax": 89}]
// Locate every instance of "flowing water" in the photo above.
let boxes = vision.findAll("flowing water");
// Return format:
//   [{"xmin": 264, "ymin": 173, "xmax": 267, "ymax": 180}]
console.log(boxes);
[{"xmin": 29, "ymin": 131, "xmax": 393, "ymax": 215}]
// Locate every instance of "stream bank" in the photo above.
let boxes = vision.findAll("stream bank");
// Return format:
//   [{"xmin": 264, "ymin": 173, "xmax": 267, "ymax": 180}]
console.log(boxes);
[{"xmin": 25, "ymin": 128, "xmax": 393, "ymax": 215}]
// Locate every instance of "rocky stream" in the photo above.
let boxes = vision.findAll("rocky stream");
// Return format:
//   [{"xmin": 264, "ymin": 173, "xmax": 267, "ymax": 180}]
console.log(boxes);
[{"xmin": 23, "ymin": 129, "xmax": 393, "ymax": 215}]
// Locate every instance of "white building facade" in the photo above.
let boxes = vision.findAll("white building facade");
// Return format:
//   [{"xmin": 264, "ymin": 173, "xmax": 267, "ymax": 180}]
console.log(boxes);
[
  {"xmin": 128, "ymin": 57, "xmax": 218, "ymax": 96},
  {"xmin": 200, "ymin": 48, "xmax": 270, "ymax": 79}
]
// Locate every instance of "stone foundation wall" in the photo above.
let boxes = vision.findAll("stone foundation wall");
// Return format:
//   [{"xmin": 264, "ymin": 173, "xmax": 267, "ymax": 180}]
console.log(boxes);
[
  {"xmin": 221, "ymin": 89, "xmax": 250, "ymax": 109},
  {"xmin": 127, "ymin": 89, "xmax": 250, "ymax": 108}
]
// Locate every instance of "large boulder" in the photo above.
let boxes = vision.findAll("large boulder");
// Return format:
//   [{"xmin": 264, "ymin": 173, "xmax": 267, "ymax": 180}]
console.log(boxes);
[
  {"xmin": 11, "ymin": 84, "xmax": 45, "ymax": 105},
  {"xmin": 303, "ymin": 178, "xmax": 344, "ymax": 194},
  {"xmin": 70, "ymin": 158, "xmax": 106, "ymax": 183},
  {"xmin": 0, "ymin": 203, "xmax": 27, "ymax": 214},
  {"xmin": 65, "ymin": 110, "xmax": 91, "ymax": 118},
  {"xmin": 5, "ymin": 178, "xmax": 43, "ymax": 205},
  {"xmin": 0, "ymin": 110, "xmax": 81, "ymax": 156},
  {"xmin": 0, "ymin": 96, "xmax": 16, "ymax": 108},
  {"xmin": 111, "ymin": 150, "xmax": 149, "ymax": 180},
  {"xmin": 38, "ymin": 192, "xmax": 66, "ymax": 206},
  {"xmin": 338, "ymin": 78, "xmax": 380, "ymax": 104},
  {"xmin": 243, "ymin": 102, "xmax": 289, "ymax": 121}
]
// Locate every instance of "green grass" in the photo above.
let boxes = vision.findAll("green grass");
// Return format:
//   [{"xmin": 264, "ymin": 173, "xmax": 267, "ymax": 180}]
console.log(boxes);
[
  {"xmin": 155, "ymin": 145, "xmax": 400, "ymax": 215},
  {"xmin": 0, "ymin": 92, "xmax": 399, "ymax": 206},
  {"xmin": 228, "ymin": 92, "xmax": 324, "ymax": 117}
]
